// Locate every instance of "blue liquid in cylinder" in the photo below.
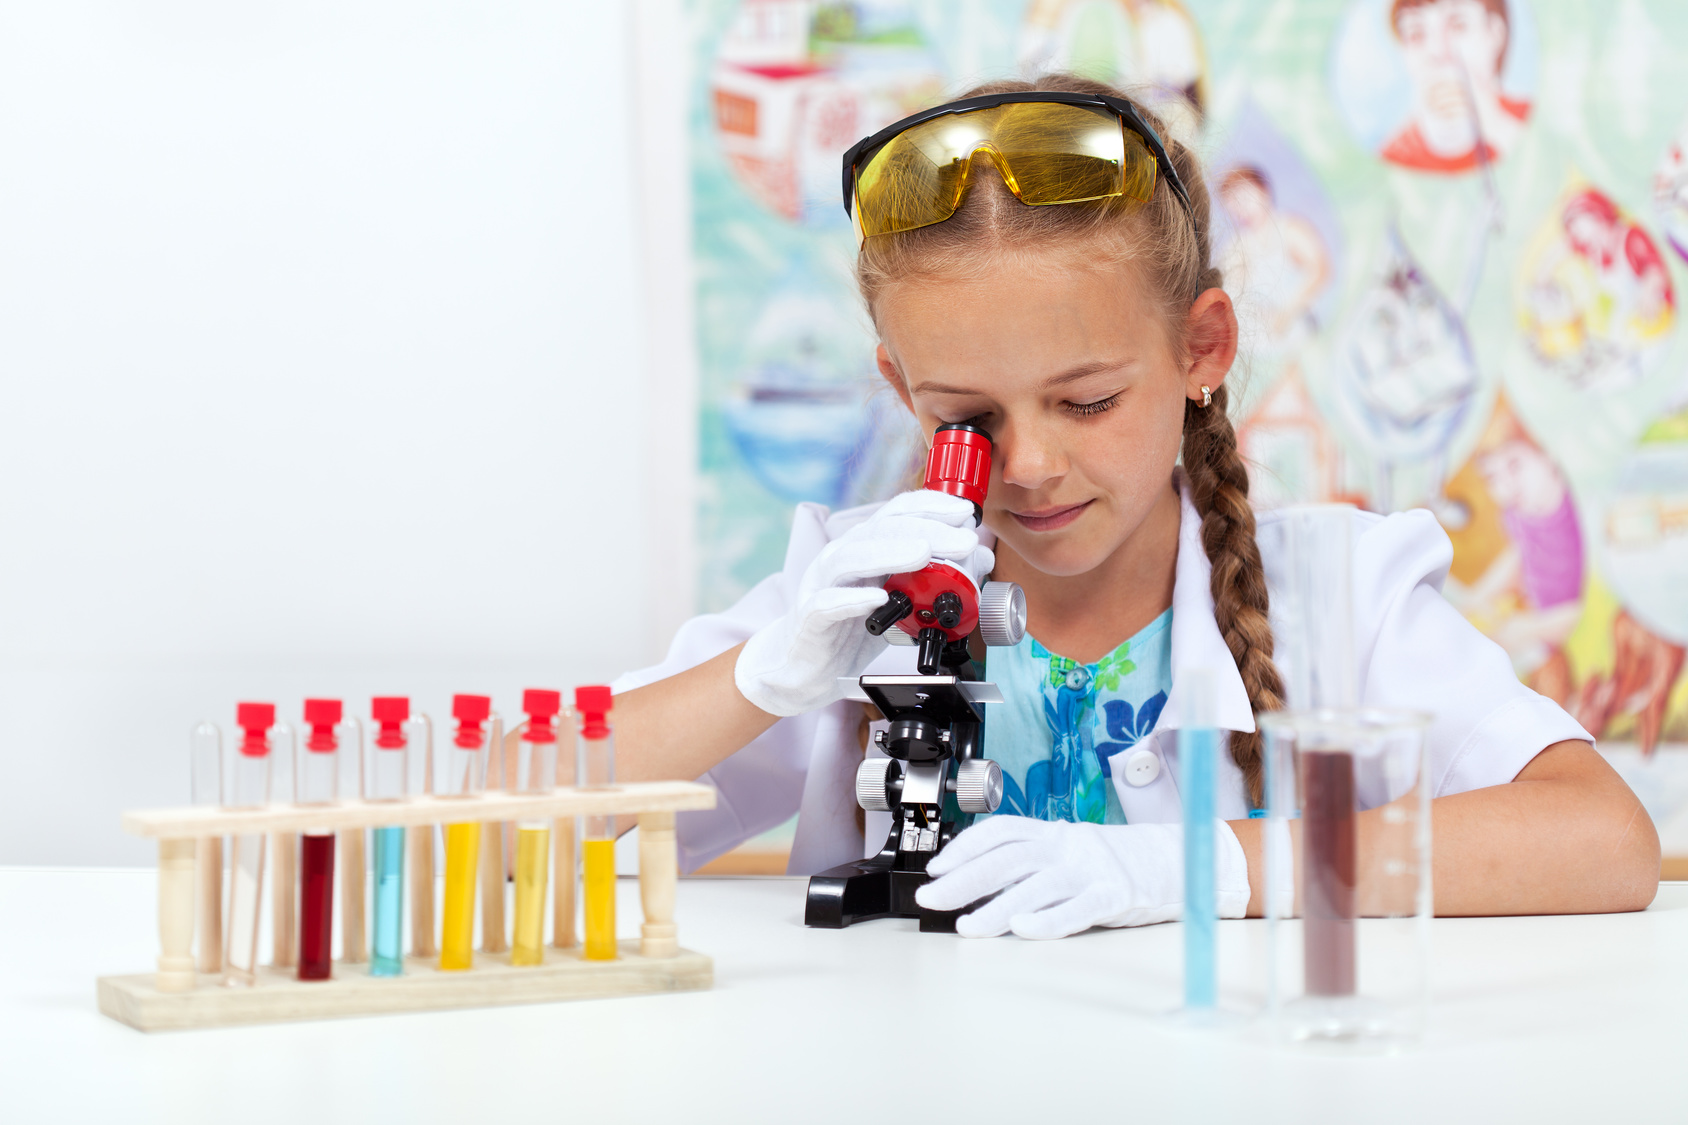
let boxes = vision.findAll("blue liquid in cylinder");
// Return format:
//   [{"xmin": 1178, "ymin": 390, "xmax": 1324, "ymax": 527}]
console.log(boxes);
[
  {"xmin": 1181, "ymin": 727, "xmax": 1217, "ymax": 1010},
  {"xmin": 371, "ymin": 826, "xmax": 405, "ymax": 976}
]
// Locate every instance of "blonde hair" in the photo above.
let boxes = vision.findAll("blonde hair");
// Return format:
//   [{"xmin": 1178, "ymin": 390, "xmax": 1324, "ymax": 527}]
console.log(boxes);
[{"xmin": 857, "ymin": 75, "xmax": 1284, "ymax": 805}]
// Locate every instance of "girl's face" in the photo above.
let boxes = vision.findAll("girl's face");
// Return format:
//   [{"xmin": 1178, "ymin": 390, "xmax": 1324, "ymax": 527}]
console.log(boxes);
[{"xmin": 875, "ymin": 252, "xmax": 1236, "ymax": 578}]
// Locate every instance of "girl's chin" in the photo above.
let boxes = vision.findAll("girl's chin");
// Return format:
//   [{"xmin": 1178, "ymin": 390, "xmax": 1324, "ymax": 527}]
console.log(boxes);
[{"xmin": 1002, "ymin": 536, "xmax": 1113, "ymax": 579}]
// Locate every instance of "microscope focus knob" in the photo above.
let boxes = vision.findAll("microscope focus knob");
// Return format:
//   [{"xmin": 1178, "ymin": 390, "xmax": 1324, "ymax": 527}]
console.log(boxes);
[
  {"xmin": 977, "ymin": 581, "xmax": 1028, "ymax": 648},
  {"xmin": 954, "ymin": 758, "xmax": 1003, "ymax": 814},
  {"xmin": 855, "ymin": 757, "xmax": 896, "ymax": 812}
]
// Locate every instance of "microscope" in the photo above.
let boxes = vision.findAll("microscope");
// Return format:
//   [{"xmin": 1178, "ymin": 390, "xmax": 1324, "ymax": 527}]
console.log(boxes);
[{"xmin": 804, "ymin": 423, "xmax": 1027, "ymax": 932}]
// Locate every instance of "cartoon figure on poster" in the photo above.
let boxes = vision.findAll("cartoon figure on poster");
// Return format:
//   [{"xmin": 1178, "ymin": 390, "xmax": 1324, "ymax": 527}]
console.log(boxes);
[
  {"xmin": 1210, "ymin": 101, "xmax": 1346, "ymax": 507},
  {"xmin": 1655, "ymin": 114, "xmax": 1688, "ymax": 265},
  {"xmin": 1517, "ymin": 184, "xmax": 1675, "ymax": 393},
  {"xmin": 710, "ymin": 0, "xmax": 944, "ymax": 227},
  {"xmin": 1598, "ymin": 405, "xmax": 1688, "ymax": 750},
  {"xmin": 1333, "ymin": 227, "xmax": 1479, "ymax": 511},
  {"xmin": 1018, "ymin": 0, "xmax": 1206, "ymax": 138},
  {"xmin": 1441, "ymin": 398, "xmax": 1584, "ymax": 703},
  {"xmin": 1330, "ymin": 0, "xmax": 1536, "ymax": 175},
  {"xmin": 722, "ymin": 272, "xmax": 921, "ymax": 507}
]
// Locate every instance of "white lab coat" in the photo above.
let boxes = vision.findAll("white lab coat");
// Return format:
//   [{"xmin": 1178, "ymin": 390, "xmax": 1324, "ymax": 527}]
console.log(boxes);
[{"xmin": 613, "ymin": 475, "xmax": 1591, "ymax": 874}]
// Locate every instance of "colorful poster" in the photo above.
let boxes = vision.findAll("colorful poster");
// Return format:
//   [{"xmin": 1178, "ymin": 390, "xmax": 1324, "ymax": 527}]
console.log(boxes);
[{"xmin": 686, "ymin": 0, "xmax": 1688, "ymax": 751}]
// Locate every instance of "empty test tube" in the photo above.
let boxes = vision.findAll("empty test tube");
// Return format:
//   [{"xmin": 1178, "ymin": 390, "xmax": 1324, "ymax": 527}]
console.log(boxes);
[
  {"xmin": 296, "ymin": 699, "xmax": 341, "ymax": 981},
  {"xmin": 576, "ymin": 685, "xmax": 617, "ymax": 962},
  {"xmin": 338, "ymin": 713, "xmax": 367, "ymax": 964},
  {"xmin": 367, "ymin": 697, "xmax": 411, "ymax": 976},
  {"xmin": 269, "ymin": 719, "xmax": 298, "ymax": 971},
  {"xmin": 512, "ymin": 690, "xmax": 560, "ymax": 966},
  {"xmin": 438, "ymin": 694, "xmax": 491, "ymax": 971},
  {"xmin": 190, "ymin": 720, "xmax": 224, "ymax": 975},
  {"xmin": 223, "ymin": 703, "xmax": 275, "ymax": 988}
]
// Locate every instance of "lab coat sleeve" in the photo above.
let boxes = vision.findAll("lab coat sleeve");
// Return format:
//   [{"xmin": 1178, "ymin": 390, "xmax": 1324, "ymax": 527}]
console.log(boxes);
[
  {"xmin": 1352, "ymin": 509, "xmax": 1593, "ymax": 801},
  {"xmin": 610, "ymin": 502, "xmax": 835, "ymax": 872}
]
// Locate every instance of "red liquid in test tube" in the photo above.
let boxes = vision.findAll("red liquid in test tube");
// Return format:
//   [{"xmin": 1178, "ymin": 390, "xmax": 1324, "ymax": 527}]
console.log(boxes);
[
  {"xmin": 1303, "ymin": 748, "xmax": 1357, "ymax": 997},
  {"xmin": 296, "ymin": 698, "xmax": 342, "ymax": 981}
]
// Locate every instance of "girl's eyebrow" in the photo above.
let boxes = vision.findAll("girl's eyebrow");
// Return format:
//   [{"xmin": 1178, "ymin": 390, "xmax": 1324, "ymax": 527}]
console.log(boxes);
[
  {"xmin": 912, "ymin": 360, "xmax": 1130, "ymax": 397},
  {"xmin": 1040, "ymin": 359, "xmax": 1132, "ymax": 388}
]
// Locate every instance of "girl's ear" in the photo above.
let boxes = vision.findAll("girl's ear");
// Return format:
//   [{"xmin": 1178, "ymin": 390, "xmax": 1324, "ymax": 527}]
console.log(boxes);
[
  {"xmin": 877, "ymin": 344, "xmax": 916, "ymax": 413},
  {"xmin": 1183, "ymin": 288, "xmax": 1239, "ymax": 404}
]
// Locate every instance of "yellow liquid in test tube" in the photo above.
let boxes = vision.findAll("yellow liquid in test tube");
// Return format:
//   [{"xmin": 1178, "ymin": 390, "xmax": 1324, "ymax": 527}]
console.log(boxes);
[
  {"xmin": 511, "ymin": 825, "xmax": 550, "ymax": 965},
  {"xmin": 583, "ymin": 838, "xmax": 617, "ymax": 960},
  {"xmin": 440, "ymin": 822, "xmax": 479, "ymax": 970}
]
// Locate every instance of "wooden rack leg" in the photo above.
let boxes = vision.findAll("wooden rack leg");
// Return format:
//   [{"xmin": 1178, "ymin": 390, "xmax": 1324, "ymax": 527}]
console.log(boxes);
[
  {"xmin": 194, "ymin": 836, "xmax": 223, "ymax": 975},
  {"xmin": 340, "ymin": 827, "xmax": 367, "ymax": 963},
  {"xmin": 410, "ymin": 825, "xmax": 437, "ymax": 957},
  {"xmin": 271, "ymin": 831, "xmax": 298, "ymax": 968},
  {"xmin": 638, "ymin": 811, "xmax": 678, "ymax": 959},
  {"xmin": 480, "ymin": 821, "xmax": 507, "ymax": 953},
  {"xmin": 552, "ymin": 816, "xmax": 576, "ymax": 949},
  {"xmin": 157, "ymin": 838, "xmax": 197, "ymax": 992}
]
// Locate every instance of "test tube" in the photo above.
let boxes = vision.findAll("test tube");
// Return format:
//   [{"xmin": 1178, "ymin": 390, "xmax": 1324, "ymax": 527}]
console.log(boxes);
[
  {"xmin": 296, "ymin": 699, "xmax": 341, "ymax": 981},
  {"xmin": 512, "ymin": 690, "xmax": 560, "ymax": 966},
  {"xmin": 367, "ymin": 696, "xmax": 411, "ymax": 977},
  {"xmin": 190, "ymin": 720, "xmax": 224, "ymax": 975},
  {"xmin": 576, "ymin": 685, "xmax": 617, "ymax": 962},
  {"xmin": 338, "ymin": 713, "xmax": 367, "ymax": 964},
  {"xmin": 438, "ymin": 694, "xmax": 491, "ymax": 972},
  {"xmin": 222, "ymin": 703, "xmax": 275, "ymax": 988},
  {"xmin": 403, "ymin": 701, "xmax": 436, "ymax": 958},
  {"xmin": 269, "ymin": 719, "xmax": 298, "ymax": 971},
  {"xmin": 1179, "ymin": 667, "xmax": 1219, "ymax": 1012}
]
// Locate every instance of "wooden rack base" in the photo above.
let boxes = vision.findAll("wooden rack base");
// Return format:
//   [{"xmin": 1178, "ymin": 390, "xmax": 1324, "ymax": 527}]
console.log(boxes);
[
  {"xmin": 102, "ymin": 780, "xmax": 717, "ymax": 1032},
  {"xmin": 98, "ymin": 940, "xmax": 711, "ymax": 1032}
]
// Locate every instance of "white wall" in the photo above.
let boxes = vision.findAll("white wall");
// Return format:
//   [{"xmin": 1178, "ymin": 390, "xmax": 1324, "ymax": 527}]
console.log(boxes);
[{"xmin": 0, "ymin": 1, "xmax": 663, "ymax": 865}]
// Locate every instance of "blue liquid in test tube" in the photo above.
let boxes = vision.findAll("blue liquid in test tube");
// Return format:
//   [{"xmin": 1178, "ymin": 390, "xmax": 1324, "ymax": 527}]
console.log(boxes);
[
  {"xmin": 1179, "ymin": 666, "xmax": 1220, "ymax": 1012},
  {"xmin": 1181, "ymin": 727, "xmax": 1217, "ymax": 1008},
  {"xmin": 371, "ymin": 826, "xmax": 405, "ymax": 976}
]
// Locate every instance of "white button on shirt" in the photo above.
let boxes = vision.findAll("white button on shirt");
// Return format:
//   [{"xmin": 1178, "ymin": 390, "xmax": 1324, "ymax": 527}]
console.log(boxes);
[
  {"xmin": 613, "ymin": 472, "xmax": 1593, "ymax": 875},
  {"xmin": 1121, "ymin": 749, "xmax": 1161, "ymax": 787}
]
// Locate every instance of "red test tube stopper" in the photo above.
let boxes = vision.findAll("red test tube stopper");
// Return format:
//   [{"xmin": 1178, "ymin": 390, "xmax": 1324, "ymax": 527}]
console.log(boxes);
[
  {"xmin": 575, "ymin": 685, "xmax": 612, "ymax": 741},
  {"xmin": 235, "ymin": 702, "xmax": 275, "ymax": 757},
  {"xmin": 303, "ymin": 698, "xmax": 342, "ymax": 752},
  {"xmin": 522, "ymin": 689, "xmax": 561, "ymax": 744},
  {"xmin": 371, "ymin": 696, "xmax": 409, "ymax": 749},
  {"xmin": 452, "ymin": 694, "xmax": 492, "ymax": 749}
]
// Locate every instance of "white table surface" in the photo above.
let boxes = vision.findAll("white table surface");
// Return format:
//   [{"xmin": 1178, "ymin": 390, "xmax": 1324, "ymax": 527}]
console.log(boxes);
[{"xmin": 4, "ymin": 868, "xmax": 1687, "ymax": 1124}]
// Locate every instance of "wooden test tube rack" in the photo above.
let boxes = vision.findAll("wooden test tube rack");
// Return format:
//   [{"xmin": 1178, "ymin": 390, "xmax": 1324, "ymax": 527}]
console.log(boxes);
[{"xmin": 97, "ymin": 781, "xmax": 716, "ymax": 1032}]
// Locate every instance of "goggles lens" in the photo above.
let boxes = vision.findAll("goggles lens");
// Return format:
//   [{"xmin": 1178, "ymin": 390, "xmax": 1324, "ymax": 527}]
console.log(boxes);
[{"xmin": 853, "ymin": 102, "xmax": 1159, "ymax": 240}]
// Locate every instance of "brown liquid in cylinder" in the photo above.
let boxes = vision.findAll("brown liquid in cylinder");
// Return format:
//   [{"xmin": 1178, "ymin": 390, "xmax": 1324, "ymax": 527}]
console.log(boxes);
[{"xmin": 1303, "ymin": 749, "xmax": 1356, "ymax": 996}]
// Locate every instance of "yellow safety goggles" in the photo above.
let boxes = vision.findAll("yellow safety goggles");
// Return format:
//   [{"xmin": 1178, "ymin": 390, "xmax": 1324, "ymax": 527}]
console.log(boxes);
[{"xmin": 843, "ymin": 92, "xmax": 1194, "ymax": 243}]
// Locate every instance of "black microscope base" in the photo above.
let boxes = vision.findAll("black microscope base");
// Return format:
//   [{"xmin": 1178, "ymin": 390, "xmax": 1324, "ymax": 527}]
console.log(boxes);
[{"xmin": 804, "ymin": 856, "xmax": 965, "ymax": 933}]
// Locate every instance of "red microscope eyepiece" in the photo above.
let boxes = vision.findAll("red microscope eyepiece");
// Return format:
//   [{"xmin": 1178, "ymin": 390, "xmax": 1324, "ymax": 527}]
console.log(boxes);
[{"xmin": 925, "ymin": 423, "xmax": 992, "ymax": 524}]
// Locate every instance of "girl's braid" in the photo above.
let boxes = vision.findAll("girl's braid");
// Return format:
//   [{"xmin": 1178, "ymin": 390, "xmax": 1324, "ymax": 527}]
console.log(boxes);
[{"xmin": 1181, "ymin": 381, "xmax": 1285, "ymax": 807}]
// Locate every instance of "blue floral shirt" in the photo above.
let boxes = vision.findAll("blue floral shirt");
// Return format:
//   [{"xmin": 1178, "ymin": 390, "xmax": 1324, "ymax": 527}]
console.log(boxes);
[{"xmin": 980, "ymin": 609, "xmax": 1172, "ymax": 825}]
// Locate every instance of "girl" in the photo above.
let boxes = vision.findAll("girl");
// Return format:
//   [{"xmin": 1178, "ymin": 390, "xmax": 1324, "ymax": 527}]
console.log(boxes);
[{"xmin": 611, "ymin": 77, "xmax": 1659, "ymax": 939}]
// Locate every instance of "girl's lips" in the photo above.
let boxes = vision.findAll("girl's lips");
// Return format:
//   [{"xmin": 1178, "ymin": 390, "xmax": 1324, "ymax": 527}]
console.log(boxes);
[{"xmin": 1009, "ymin": 500, "xmax": 1092, "ymax": 532}]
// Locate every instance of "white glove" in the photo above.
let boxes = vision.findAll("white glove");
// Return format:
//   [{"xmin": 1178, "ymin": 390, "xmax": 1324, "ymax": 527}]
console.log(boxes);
[
  {"xmin": 914, "ymin": 815, "xmax": 1250, "ymax": 939},
  {"xmin": 734, "ymin": 490, "xmax": 994, "ymax": 717}
]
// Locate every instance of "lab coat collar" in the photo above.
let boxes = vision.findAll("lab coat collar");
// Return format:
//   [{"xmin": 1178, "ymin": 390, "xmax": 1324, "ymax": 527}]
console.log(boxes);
[{"xmin": 1164, "ymin": 470, "xmax": 1256, "ymax": 734}]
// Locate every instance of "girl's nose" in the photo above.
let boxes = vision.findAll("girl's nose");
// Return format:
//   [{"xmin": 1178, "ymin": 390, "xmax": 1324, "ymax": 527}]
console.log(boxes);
[{"xmin": 997, "ymin": 420, "xmax": 1066, "ymax": 492}]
